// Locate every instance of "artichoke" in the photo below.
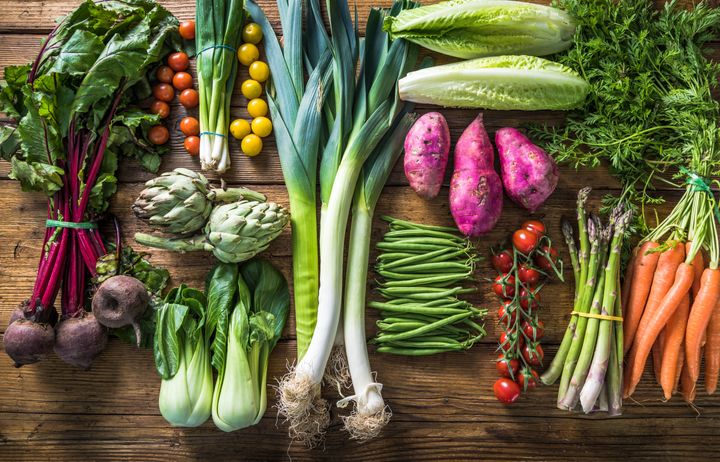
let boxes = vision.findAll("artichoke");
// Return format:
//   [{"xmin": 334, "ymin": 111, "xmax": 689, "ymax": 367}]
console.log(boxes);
[
  {"xmin": 132, "ymin": 168, "xmax": 266, "ymax": 236},
  {"xmin": 134, "ymin": 200, "xmax": 289, "ymax": 263}
]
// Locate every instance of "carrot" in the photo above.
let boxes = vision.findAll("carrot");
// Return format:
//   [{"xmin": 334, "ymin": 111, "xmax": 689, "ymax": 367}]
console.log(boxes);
[
  {"xmin": 623, "ymin": 241, "xmax": 661, "ymax": 354},
  {"xmin": 660, "ymin": 293, "xmax": 690, "ymax": 400},
  {"xmin": 652, "ymin": 330, "xmax": 664, "ymax": 386},
  {"xmin": 624, "ymin": 261, "xmax": 694, "ymax": 397},
  {"xmin": 685, "ymin": 267, "xmax": 720, "ymax": 383},
  {"xmin": 674, "ymin": 346, "xmax": 684, "ymax": 394},
  {"xmin": 680, "ymin": 355, "xmax": 696, "ymax": 403},
  {"xmin": 621, "ymin": 247, "xmax": 638, "ymax": 317},
  {"xmin": 688, "ymin": 242, "xmax": 704, "ymax": 300},
  {"xmin": 704, "ymin": 296, "xmax": 720, "ymax": 394}
]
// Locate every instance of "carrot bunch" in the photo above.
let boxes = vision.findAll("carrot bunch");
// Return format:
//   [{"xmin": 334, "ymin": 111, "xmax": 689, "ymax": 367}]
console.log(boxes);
[
  {"xmin": 623, "ymin": 177, "xmax": 720, "ymax": 402},
  {"xmin": 542, "ymin": 188, "xmax": 631, "ymax": 415}
]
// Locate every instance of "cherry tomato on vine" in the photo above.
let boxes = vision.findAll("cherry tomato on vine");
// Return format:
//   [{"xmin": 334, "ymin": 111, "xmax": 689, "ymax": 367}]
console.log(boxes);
[
  {"xmin": 178, "ymin": 20, "xmax": 196, "ymax": 40},
  {"xmin": 517, "ymin": 368, "xmax": 539, "ymax": 390},
  {"xmin": 518, "ymin": 264, "xmax": 541, "ymax": 285},
  {"xmin": 184, "ymin": 136, "xmax": 200, "ymax": 156},
  {"xmin": 179, "ymin": 117, "xmax": 200, "ymax": 136},
  {"xmin": 519, "ymin": 287, "xmax": 540, "ymax": 311},
  {"xmin": 522, "ymin": 320, "xmax": 545, "ymax": 341},
  {"xmin": 534, "ymin": 245, "xmax": 559, "ymax": 272},
  {"xmin": 499, "ymin": 331, "xmax": 523, "ymax": 353},
  {"xmin": 155, "ymin": 65, "xmax": 174, "ymax": 83},
  {"xmin": 172, "ymin": 71, "xmax": 193, "ymax": 91},
  {"xmin": 491, "ymin": 249, "xmax": 513, "ymax": 273},
  {"xmin": 179, "ymin": 89, "xmax": 199, "ymax": 108},
  {"xmin": 497, "ymin": 301, "xmax": 517, "ymax": 328},
  {"xmin": 149, "ymin": 100, "xmax": 170, "ymax": 119},
  {"xmin": 167, "ymin": 52, "xmax": 190, "ymax": 72},
  {"xmin": 522, "ymin": 343, "xmax": 544, "ymax": 367},
  {"xmin": 496, "ymin": 354, "xmax": 519, "ymax": 379},
  {"xmin": 492, "ymin": 274, "xmax": 516, "ymax": 299},
  {"xmin": 512, "ymin": 229, "xmax": 539, "ymax": 255},
  {"xmin": 522, "ymin": 220, "xmax": 546, "ymax": 237},
  {"xmin": 148, "ymin": 125, "xmax": 169, "ymax": 145},
  {"xmin": 494, "ymin": 378, "xmax": 521, "ymax": 404},
  {"xmin": 152, "ymin": 83, "xmax": 174, "ymax": 102}
]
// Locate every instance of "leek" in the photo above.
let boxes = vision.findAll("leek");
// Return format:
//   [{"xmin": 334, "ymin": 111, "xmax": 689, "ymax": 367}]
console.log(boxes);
[
  {"xmin": 197, "ymin": 0, "xmax": 245, "ymax": 172},
  {"xmin": 246, "ymin": 0, "xmax": 331, "ymax": 359},
  {"xmin": 338, "ymin": 114, "xmax": 414, "ymax": 441},
  {"xmin": 277, "ymin": 0, "xmax": 420, "ymax": 447}
]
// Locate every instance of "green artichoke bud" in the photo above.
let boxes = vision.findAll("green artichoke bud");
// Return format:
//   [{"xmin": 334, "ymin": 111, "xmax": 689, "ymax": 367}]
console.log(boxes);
[
  {"xmin": 134, "ymin": 200, "xmax": 289, "ymax": 263},
  {"xmin": 133, "ymin": 168, "xmax": 266, "ymax": 236}
]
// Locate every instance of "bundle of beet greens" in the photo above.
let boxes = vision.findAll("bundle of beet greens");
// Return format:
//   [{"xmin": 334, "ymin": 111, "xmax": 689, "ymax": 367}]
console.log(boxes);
[{"xmin": 0, "ymin": 0, "xmax": 180, "ymax": 368}]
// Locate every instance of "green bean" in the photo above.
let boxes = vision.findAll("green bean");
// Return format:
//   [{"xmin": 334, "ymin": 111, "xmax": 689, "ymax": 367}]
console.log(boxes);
[
  {"xmin": 376, "ymin": 252, "xmax": 417, "ymax": 262},
  {"xmin": 379, "ymin": 261, "xmax": 472, "ymax": 274},
  {"xmin": 383, "ymin": 229, "xmax": 465, "ymax": 242},
  {"xmin": 376, "ymin": 346, "xmax": 458, "ymax": 355},
  {"xmin": 377, "ymin": 320, "xmax": 425, "ymax": 332},
  {"xmin": 369, "ymin": 302, "xmax": 472, "ymax": 316},
  {"xmin": 380, "ymin": 236, "xmax": 466, "ymax": 248},
  {"xmin": 376, "ymin": 311, "xmax": 472, "ymax": 342},
  {"xmin": 382, "ymin": 272, "xmax": 473, "ymax": 287},
  {"xmin": 382, "ymin": 216, "xmax": 459, "ymax": 233},
  {"xmin": 380, "ymin": 248, "xmax": 464, "ymax": 269},
  {"xmin": 380, "ymin": 339, "xmax": 463, "ymax": 349},
  {"xmin": 376, "ymin": 242, "xmax": 454, "ymax": 253},
  {"xmin": 378, "ymin": 286, "xmax": 475, "ymax": 299},
  {"xmin": 382, "ymin": 298, "xmax": 469, "ymax": 309}
]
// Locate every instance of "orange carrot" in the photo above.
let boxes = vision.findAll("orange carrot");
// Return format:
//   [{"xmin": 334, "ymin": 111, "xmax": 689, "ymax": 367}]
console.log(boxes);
[
  {"xmin": 688, "ymin": 241, "xmax": 704, "ymax": 300},
  {"xmin": 685, "ymin": 267, "xmax": 720, "ymax": 382},
  {"xmin": 624, "ymin": 261, "xmax": 694, "ymax": 397},
  {"xmin": 704, "ymin": 296, "xmax": 720, "ymax": 394},
  {"xmin": 652, "ymin": 331, "xmax": 664, "ymax": 386},
  {"xmin": 680, "ymin": 354, "xmax": 696, "ymax": 403},
  {"xmin": 674, "ymin": 346, "xmax": 684, "ymax": 394},
  {"xmin": 660, "ymin": 293, "xmax": 690, "ymax": 400},
  {"xmin": 623, "ymin": 241, "xmax": 661, "ymax": 354},
  {"xmin": 621, "ymin": 247, "xmax": 638, "ymax": 317}
]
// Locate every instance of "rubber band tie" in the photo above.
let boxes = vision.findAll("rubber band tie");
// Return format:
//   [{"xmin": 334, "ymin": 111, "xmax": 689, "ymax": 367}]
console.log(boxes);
[
  {"xmin": 46, "ymin": 219, "xmax": 97, "ymax": 230},
  {"xmin": 200, "ymin": 131, "xmax": 226, "ymax": 138},
  {"xmin": 570, "ymin": 311, "xmax": 623, "ymax": 322},
  {"xmin": 198, "ymin": 44, "xmax": 237, "ymax": 55},
  {"xmin": 680, "ymin": 166, "xmax": 720, "ymax": 222}
]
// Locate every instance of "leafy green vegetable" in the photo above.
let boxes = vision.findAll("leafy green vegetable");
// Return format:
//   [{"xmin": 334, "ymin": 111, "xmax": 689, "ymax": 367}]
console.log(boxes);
[
  {"xmin": 529, "ymin": 0, "xmax": 720, "ymax": 226},
  {"xmin": 398, "ymin": 55, "xmax": 589, "ymax": 110},
  {"xmin": 384, "ymin": 0, "xmax": 576, "ymax": 59}
]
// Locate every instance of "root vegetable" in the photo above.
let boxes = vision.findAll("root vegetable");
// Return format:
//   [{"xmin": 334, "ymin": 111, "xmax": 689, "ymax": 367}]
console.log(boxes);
[
  {"xmin": 449, "ymin": 114, "xmax": 503, "ymax": 237},
  {"xmin": 403, "ymin": 112, "xmax": 450, "ymax": 200},
  {"xmin": 54, "ymin": 313, "xmax": 108, "ymax": 370},
  {"xmin": 3, "ymin": 319, "xmax": 56, "ymax": 366},
  {"xmin": 496, "ymin": 127, "xmax": 559, "ymax": 212},
  {"xmin": 92, "ymin": 275, "xmax": 149, "ymax": 346}
]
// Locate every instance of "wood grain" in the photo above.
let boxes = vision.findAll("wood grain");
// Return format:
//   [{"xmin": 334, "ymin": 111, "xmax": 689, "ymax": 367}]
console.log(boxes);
[{"xmin": 2, "ymin": 0, "xmax": 720, "ymax": 460}]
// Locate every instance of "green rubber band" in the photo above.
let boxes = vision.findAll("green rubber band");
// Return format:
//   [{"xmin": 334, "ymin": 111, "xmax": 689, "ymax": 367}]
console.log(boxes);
[
  {"xmin": 198, "ymin": 44, "xmax": 237, "ymax": 55},
  {"xmin": 681, "ymin": 167, "xmax": 720, "ymax": 222},
  {"xmin": 46, "ymin": 219, "xmax": 97, "ymax": 229}
]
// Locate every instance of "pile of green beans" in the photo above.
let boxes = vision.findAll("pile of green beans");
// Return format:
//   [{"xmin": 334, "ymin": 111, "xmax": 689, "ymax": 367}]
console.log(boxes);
[{"xmin": 371, "ymin": 217, "xmax": 487, "ymax": 355}]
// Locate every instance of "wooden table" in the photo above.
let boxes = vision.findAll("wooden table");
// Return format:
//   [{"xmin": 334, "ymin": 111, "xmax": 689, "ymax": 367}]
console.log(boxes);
[{"xmin": 1, "ymin": 1, "xmax": 719, "ymax": 460}]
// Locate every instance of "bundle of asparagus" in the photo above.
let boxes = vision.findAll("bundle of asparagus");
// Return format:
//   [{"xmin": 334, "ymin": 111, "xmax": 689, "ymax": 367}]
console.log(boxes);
[{"xmin": 541, "ymin": 188, "xmax": 631, "ymax": 415}]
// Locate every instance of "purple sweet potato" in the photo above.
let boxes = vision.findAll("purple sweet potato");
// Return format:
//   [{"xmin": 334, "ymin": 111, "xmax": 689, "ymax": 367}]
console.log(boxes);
[
  {"xmin": 449, "ymin": 114, "xmax": 503, "ymax": 237},
  {"xmin": 404, "ymin": 112, "xmax": 450, "ymax": 199},
  {"xmin": 496, "ymin": 128, "xmax": 559, "ymax": 212}
]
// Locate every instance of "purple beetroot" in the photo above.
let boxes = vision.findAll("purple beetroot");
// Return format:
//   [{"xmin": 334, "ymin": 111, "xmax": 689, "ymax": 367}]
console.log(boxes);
[
  {"xmin": 449, "ymin": 114, "xmax": 503, "ymax": 237},
  {"xmin": 404, "ymin": 112, "xmax": 451, "ymax": 200},
  {"xmin": 54, "ymin": 312, "xmax": 108, "ymax": 370},
  {"xmin": 92, "ymin": 275, "xmax": 149, "ymax": 346},
  {"xmin": 496, "ymin": 127, "xmax": 559, "ymax": 212}
]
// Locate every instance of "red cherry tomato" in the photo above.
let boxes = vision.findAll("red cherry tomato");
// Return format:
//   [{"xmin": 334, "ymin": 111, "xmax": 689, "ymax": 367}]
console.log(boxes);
[
  {"xmin": 152, "ymin": 83, "xmax": 174, "ymax": 102},
  {"xmin": 178, "ymin": 20, "xmax": 196, "ymax": 40},
  {"xmin": 179, "ymin": 116, "xmax": 200, "ymax": 136},
  {"xmin": 496, "ymin": 354, "xmax": 519, "ymax": 379},
  {"xmin": 491, "ymin": 249, "xmax": 514, "ymax": 273},
  {"xmin": 155, "ymin": 65, "xmax": 174, "ymax": 83},
  {"xmin": 521, "ymin": 320, "xmax": 545, "ymax": 341},
  {"xmin": 518, "ymin": 264, "xmax": 541, "ymax": 285},
  {"xmin": 494, "ymin": 378, "xmax": 521, "ymax": 404},
  {"xmin": 492, "ymin": 274, "xmax": 516, "ymax": 299},
  {"xmin": 179, "ymin": 88, "xmax": 199, "ymax": 108},
  {"xmin": 519, "ymin": 287, "xmax": 540, "ymax": 311},
  {"xmin": 499, "ymin": 331, "xmax": 524, "ymax": 353},
  {"xmin": 148, "ymin": 125, "xmax": 169, "ymax": 145},
  {"xmin": 149, "ymin": 100, "xmax": 170, "ymax": 119},
  {"xmin": 522, "ymin": 220, "xmax": 546, "ymax": 237},
  {"xmin": 534, "ymin": 245, "xmax": 559, "ymax": 272},
  {"xmin": 172, "ymin": 71, "xmax": 193, "ymax": 91},
  {"xmin": 512, "ymin": 229, "xmax": 539, "ymax": 255},
  {"xmin": 522, "ymin": 343, "xmax": 544, "ymax": 367},
  {"xmin": 184, "ymin": 136, "xmax": 200, "ymax": 156},
  {"xmin": 517, "ymin": 368, "xmax": 539, "ymax": 390},
  {"xmin": 167, "ymin": 52, "xmax": 190, "ymax": 72},
  {"xmin": 497, "ymin": 300, "xmax": 517, "ymax": 328}
]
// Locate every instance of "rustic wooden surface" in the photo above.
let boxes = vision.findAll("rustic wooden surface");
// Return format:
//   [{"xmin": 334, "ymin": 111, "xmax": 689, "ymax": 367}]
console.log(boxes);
[{"xmin": 1, "ymin": 1, "xmax": 720, "ymax": 461}]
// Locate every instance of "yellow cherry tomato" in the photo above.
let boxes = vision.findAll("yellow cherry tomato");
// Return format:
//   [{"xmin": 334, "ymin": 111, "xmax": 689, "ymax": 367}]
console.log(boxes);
[
  {"xmin": 229, "ymin": 119, "xmax": 251, "ymax": 140},
  {"xmin": 241, "ymin": 79, "xmax": 263, "ymax": 99},
  {"xmin": 248, "ymin": 61, "xmax": 270, "ymax": 82},
  {"xmin": 237, "ymin": 43, "xmax": 260, "ymax": 66},
  {"xmin": 247, "ymin": 98, "xmax": 268, "ymax": 118},
  {"xmin": 241, "ymin": 134, "xmax": 263, "ymax": 157},
  {"xmin": 242, "ymin": 23, "xmax": 263, "ymax": 45},
  {"xmin": 251, "ymin": 117, "xmax": 273, "ymax": 138}
]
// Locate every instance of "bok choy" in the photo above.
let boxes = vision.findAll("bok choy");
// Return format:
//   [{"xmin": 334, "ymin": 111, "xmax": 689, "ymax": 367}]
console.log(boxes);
[{"xmin": 384, "ymin": 0, "xmax": 575, "ymax": 59}]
